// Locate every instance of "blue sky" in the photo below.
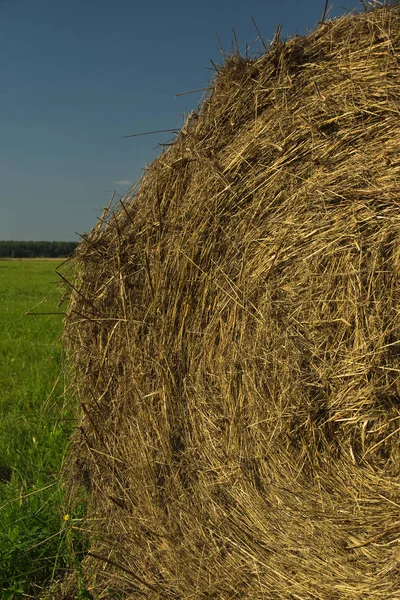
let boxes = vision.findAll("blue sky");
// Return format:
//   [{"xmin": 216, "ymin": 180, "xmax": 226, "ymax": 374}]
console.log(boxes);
[{"xmin": 1, "ymin": 0, "xmax": 362, "ymax": 241}]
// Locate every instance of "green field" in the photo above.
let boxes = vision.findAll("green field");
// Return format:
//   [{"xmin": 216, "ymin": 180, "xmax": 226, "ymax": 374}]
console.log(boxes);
[{"xmin": 0, "ymin": 260, "xmax": 81, "ymax": 599}]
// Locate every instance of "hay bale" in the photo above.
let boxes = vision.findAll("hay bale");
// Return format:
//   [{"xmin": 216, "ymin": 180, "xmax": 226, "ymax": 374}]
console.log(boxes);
[{"xmin": 63, "ymin": 4, "xmax": 400, "ymax": 598}]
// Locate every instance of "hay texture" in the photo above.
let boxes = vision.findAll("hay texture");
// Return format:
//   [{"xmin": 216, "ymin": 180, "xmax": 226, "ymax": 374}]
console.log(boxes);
[{"xmin": 63, "ymin": 4, "xmax": 400, "ymax": 599}]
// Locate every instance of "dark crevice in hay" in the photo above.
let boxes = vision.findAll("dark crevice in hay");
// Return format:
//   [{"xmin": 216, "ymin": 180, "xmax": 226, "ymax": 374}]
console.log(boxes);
[{"xmin": 59, "ymin": 4, "xmax": 400, "ymax": 599}]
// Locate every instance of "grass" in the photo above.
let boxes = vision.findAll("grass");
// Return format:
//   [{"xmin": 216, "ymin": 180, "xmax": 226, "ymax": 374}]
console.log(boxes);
[{"xmin": 0, "ymin": 259, "xmax": 83, "ymax": 599}]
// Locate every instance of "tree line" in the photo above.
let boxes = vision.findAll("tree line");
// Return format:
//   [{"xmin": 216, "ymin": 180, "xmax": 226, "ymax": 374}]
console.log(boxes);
[{"xmin": 0, "ymin": 240, "xmax": 78, "ymax": 258}]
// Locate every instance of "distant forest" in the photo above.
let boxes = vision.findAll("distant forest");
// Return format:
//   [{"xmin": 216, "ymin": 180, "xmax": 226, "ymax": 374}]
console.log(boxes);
[{"xmin": 0, "ymin": 240, "xmax": 78, "ymax": 258}]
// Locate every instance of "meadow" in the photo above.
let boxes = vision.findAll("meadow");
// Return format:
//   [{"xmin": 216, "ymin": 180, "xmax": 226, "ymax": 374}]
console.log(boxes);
[{"xmin": 0, "ymin": 260, "xmax": 82, "ymax": 599}]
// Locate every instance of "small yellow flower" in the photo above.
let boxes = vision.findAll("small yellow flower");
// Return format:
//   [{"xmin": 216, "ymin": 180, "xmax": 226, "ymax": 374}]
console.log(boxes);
[{"xmin": 63, "ymin": 514, "xmax": 70, "ymax": 521}]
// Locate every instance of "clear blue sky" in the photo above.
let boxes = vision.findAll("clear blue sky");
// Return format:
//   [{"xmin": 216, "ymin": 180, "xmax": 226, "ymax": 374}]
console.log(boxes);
[{"xmin": 1, "ymin": 0, "xmax": 362, "ymax": 241}]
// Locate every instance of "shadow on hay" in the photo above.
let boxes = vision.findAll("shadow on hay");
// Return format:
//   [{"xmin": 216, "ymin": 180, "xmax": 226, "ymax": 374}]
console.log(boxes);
[{"xmin": 59, "ymin": 4, "xmax": 400, "ymax": 599}]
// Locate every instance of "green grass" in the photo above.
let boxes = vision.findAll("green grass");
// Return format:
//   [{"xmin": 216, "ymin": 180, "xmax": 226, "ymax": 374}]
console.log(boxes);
[{"xmin": 0, "ymin": 260, "xmax": 82, "ymax": 599}]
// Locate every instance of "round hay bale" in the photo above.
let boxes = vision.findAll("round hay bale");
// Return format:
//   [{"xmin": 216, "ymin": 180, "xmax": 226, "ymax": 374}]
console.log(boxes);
[{"xmin": 63, "ymin": 4, "xmax": 400, "ymax": 598}]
